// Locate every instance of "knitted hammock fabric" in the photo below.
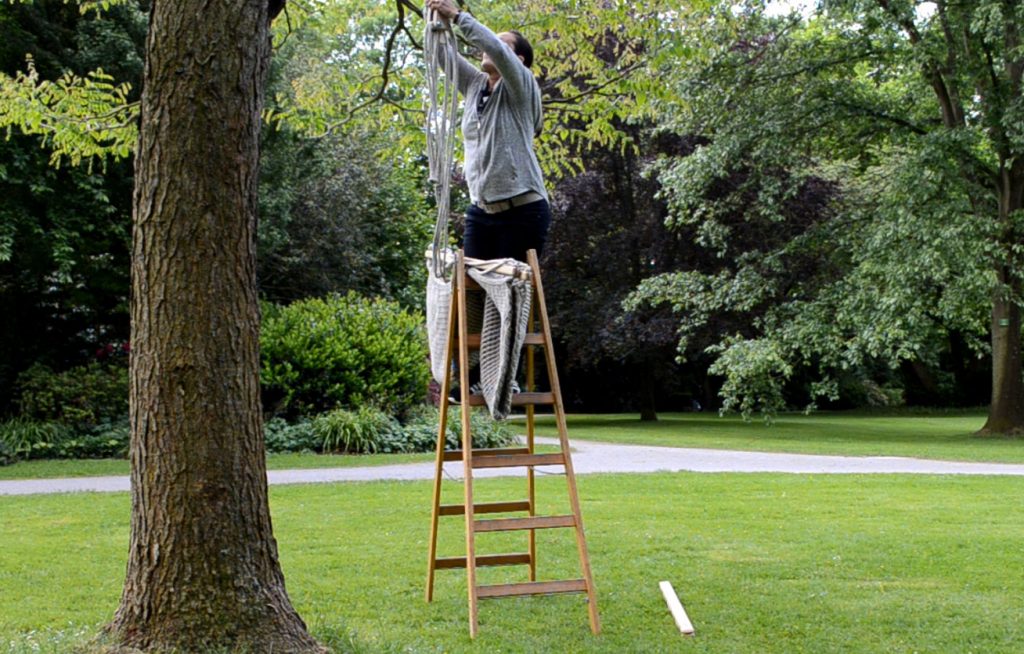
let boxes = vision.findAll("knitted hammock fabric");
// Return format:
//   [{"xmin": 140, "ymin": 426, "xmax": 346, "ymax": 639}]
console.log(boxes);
[{"xmin": 467, "ymin": 260, "xmax": 533, "ymax": 420}]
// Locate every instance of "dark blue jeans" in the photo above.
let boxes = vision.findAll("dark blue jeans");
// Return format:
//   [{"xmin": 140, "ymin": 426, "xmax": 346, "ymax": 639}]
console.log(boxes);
[{"xmin": 463, "ymin": 199, "xmax": 551, "ymax": 263}]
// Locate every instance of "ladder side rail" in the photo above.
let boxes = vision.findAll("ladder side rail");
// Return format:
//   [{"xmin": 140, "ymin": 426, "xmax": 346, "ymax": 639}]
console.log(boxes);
[
  {"xmin": 526, "ymin": 300, "xmax": 537, "ymax": 582},
  {"xmin": 527, "ymin": 249, "xmax": 602, "ymax": 635},
  {"xmin": 455, "ymin": 253, "xmax": 481, "ymax": 638}
]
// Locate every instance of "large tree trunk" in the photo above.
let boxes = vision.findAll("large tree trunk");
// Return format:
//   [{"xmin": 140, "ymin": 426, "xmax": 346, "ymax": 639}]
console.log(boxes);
[
  {"xmin": 106, "ymin": 1, "xmax": 322, "ymax": 651},
  {"xmin": 981, "ymin": 168, "xmax": 1024, "ymax": 435}
]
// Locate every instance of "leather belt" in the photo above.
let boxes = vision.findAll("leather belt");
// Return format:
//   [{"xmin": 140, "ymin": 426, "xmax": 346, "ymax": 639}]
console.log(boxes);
[{"xmin": 473, "ymin": 191, "xmax": 544, "ymax": 214}]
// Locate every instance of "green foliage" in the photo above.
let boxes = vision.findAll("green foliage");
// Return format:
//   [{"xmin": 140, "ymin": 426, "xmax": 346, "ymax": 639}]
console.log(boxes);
[
  {"xmin": 267, "ymin": 0, "xmax": 685, "ymax": 179},
  {"xmin": 15, "ymin": 361, "xmax": 128, "ymax": 427},
  {"xmin": 4, "ymin": 1, "xmax": 134, "ymax": 14},
  {"xmin": 257, "ymin": 126, "xmax": 431, "ymax": 308},
  {"xmin": 0, "ymin": 416, "xmax": 70, "ymax": 460},
  {"xmin": 0, "ymin": 438, "xmax": 13, "ymax": 465},
  {"xmin": 386, "ymin": 405, "xmax": 518, "ymax": 453},
  {"xmin": 312, "ymin": 406, "xmax": 400, "ymax": 454},
  {"xmin": 49, "ymin": 418, "xmax": 129, "ymax": 458},
  {"xmin": 707, "ymin": 337, "xmax": 793, "ymax": 422},
  {"xmin": 0, "ymin": 1, "xmax": 141, "ymax": 413},
  {"xmin": 0, "ymin": 54, "xmax": 136, "ymax": 168},
  {"xmin": 260, "ymin": 292, "xmax": 430, "ymax": 419},
  {"xmin": 633, "ymin": 0, "xmax": 1014, "ymax": 416},
  {"xmin": 263, "ymin": 417, "xmax": 319, "ymax": 454},
  {"xmin": 264, "ymin": 405, "xmax": 517, "ymax": 455},
  {"xmin": 0, "ymin": 415, "xmax": 129, "ymax": 461}
]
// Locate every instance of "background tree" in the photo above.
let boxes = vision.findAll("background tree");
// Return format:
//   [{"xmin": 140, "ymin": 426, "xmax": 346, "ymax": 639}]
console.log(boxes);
[
  {"xmin": 104, "ymin": 0, "xmax": 322, "ymax": 650},
  {"xmin": 258, "ymin": 133, "xmax": 430, "ymax": 308},
  {"xmin": 635, "ymin": 0, "xmax": 1013, "ymax": 427},
  {"xmin": 544, "ymin": 131, "xmax": 700, "ymax": 419}
]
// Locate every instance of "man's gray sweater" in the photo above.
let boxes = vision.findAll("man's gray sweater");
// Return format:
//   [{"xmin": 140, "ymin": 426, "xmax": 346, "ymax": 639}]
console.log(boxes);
[{"xmin": 445, "ymin": 13, "xmax": 547, "ymax": 205}]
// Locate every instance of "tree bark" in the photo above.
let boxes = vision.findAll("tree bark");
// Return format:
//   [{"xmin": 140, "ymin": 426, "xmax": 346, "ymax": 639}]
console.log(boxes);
[
  {"xmin": 981, "ymin": 272, "xmax": 1024, "ymax": 434},
  {"xmin": 106, "ymin": 1, "xmax": 323, "ymax": 651},
  {"xmin": 638, "ymin": 363, "xmax": 658, "ymax": 422},
  {"xmin": 980, "ymin": 167, "xmax": 1024, "ymax": 435}
]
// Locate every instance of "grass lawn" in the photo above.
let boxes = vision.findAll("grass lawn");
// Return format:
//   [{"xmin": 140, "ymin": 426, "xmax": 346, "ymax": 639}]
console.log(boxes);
[
  {"xmin": 530, "ymin": 409, "xmax": 1024, "ymax": 463},
  {"xmin": 2, "ymin": 473, "xmax": 1023, "ymax": 652}
]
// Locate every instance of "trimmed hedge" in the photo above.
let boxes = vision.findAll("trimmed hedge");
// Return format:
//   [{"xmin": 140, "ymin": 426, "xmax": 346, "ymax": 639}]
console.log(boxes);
[{"xmin": 261, "ymin": 293, "xmax": 430, "ymax": 419}]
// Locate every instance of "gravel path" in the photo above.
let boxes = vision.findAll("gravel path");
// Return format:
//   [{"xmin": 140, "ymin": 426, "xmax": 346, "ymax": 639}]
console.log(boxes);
[{"xmin": 3, "ymin": 437, "xmax": 1024, "ymax": 496}]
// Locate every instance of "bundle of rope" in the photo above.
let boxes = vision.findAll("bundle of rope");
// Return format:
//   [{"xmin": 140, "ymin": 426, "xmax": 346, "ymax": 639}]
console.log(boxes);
[
  {"xmin": 424, "ymin": 5, "xmax": 460, "ymax": 384},
  {"xmin": 424, "ymin": 5, "xmax": 460, "ymax": 280}
]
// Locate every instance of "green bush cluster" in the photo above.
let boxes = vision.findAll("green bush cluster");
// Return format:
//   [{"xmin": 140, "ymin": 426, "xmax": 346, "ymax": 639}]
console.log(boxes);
[
  {"xmin": 313, "ymin": 406, "xmax": 401, "ymax": 454},
  {"xmin": 260, "ymin": 292, "xmax": 430, "ymax": 419},
  {"xmin": 0, "ymin": 360, "xmax": 131, "ymax": 465},
  {"xmin": 0, "ymin": 439, "xmax": 14, "ymax": 466},
  {"xmin": 263, "ymin": 417, "xmax": 319, "ymax": 453},
  {"xmin": 262, "ymin": 406, "xmax": 518, "ymax": 455},
  {"xmin": 16, "ymin": 362, "xmax": 129, "ymax": 427},
  {"xmin": 0, "ymin": 417, "xmax": 130, "ymax": 463}
]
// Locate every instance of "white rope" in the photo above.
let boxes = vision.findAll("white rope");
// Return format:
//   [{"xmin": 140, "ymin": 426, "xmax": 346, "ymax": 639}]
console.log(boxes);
[{"xmin": 424, "ymin": 6, "xmax": 460, "ymax": 280}]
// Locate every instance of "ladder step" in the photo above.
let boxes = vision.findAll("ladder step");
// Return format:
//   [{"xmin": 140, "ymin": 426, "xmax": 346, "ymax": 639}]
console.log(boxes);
[
  {"xmin": 471, "ymin": 453, "xmax": 565, "ymax": 469},
  {"xmin": 434, "ymin": 552, "xmax": 532, "ymax": 570},
  {"xmin": 475, "ymin": 515, "xmax": 576, "ymax": 533},
  {"xmin": 438, "ymin": 500, "xmax": 531, "ymax": 516},
  {"xmin": 466, "ymin": 392, "xmax": 554, "ymax": 407},
  {"xmin": 443, "ymin": 447, "xmax": 529, "ymax": 462},
  {"xmin": 462, "ymin": 333, "xmax": 545, "ymax": 347},
  {"xmin": 477, "ymin": 579, "xmax": 587, "ymax": 599}
]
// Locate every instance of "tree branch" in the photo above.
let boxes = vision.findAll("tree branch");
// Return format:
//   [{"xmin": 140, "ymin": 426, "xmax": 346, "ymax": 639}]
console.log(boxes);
[
  {"xmin": 541, "ymin": 61, "xmax": 644, "ymax": 106},
  {"xmin": 832, "ymin": 100, "xmax": 930, "ymax": 135},
  {"xmin": 875, "ymin": 0, "xmax": 963, "ymax": 129}
]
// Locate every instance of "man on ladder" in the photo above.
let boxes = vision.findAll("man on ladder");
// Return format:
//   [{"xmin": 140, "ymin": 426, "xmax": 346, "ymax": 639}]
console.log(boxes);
[
  {"xmin": 423, "ymin": 3, "xmax": 601, "ymax": 639},
  {"xmin": 426, "ymin": 0, "xmax": 551, "ymax": 263}
]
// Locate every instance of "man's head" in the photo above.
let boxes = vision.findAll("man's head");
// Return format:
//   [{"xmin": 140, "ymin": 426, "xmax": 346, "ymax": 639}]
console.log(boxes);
[
  {"xmin": 506, "ymin": 31, "xmax": 534, "ymax": 68},
  {"xmin": 481, "ymin": 31, "xmax": 535, "ymax": 76}
]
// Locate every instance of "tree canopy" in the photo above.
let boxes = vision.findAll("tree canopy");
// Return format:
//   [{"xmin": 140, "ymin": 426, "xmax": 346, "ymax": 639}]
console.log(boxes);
[{"xmin": 630, "ymin": 0, "xmax": 1022, "ymax": 425}]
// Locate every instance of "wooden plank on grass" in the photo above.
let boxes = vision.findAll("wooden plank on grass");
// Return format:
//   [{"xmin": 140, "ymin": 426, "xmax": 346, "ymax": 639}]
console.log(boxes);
[{"xmin": 659, "ymin": 581, "xmax": 695, "ymax": 635}]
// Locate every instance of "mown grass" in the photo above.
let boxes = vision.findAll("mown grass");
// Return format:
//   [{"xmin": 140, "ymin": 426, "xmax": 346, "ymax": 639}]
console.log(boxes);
[
  {"xmin": 2, "ymin": 473, "xmax": 1023, "ymax": 652},
  {"xmin": 530, "ymin": 409, "xmax": 1024, "ymax": 463}
]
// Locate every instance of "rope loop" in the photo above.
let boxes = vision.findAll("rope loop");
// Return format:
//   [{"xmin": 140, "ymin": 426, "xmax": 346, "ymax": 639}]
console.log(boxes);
[{"xmin": 424, "ymin": 6, "xmax": 460, "ymax": 280}]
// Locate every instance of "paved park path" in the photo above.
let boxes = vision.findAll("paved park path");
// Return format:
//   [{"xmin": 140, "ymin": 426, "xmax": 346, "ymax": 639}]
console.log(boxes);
[{"xmin": 3, "ymin": 437, "xmax": 1024, "ymax": 497}]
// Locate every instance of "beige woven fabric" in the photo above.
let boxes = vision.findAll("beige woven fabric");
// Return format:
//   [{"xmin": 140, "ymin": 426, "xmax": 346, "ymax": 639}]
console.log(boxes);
[
  {"xmin": 467, "ymin": 259, "xmax": 532, "ymax": 420},
  {"xmin": 426, "ymin": 259, "xmax": 454, "ymax": 385}
]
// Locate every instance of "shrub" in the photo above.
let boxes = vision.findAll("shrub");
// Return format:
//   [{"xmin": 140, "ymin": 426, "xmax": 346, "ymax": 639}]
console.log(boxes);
[
  {"xmin": 385, "ymin": 406, "xmax": 519, "ymax": 454},
  {"xmin": 0, "ymin": 417, "xmax": 72, "ymax": 460},
  {"xmin": 0, "ymin": 439, "xmax": 15, "ymax": 466},
  {"xmin": 0, "ymin": 417, "xmax": 130, "ymax": 461},
  {"xmin": 312, "ymin": 406, "xmax": 401, "ymax": 454},
  {"xmin": 54, "ymin": 419, "xmax": 130, "ymax": 459},
  {"xmin": 264, "ymin": 417, "xmax": 319, "ymax": 453},
  {"xmin": 16, "ymin": 362, "xmax": 128, "ymax": 428},
  {"xmin": 261, "ymin": 292, "xmax": 430, "ymax": 419}
]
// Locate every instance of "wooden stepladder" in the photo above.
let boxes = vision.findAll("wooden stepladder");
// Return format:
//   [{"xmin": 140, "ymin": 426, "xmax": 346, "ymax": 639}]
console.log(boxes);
[{"xmin": 425, "ymin": 249, "xmax": 600, "ymax": 638}]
